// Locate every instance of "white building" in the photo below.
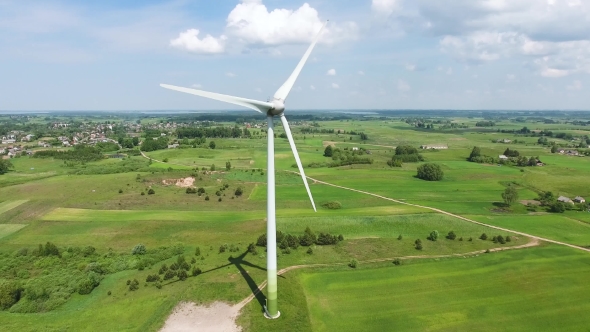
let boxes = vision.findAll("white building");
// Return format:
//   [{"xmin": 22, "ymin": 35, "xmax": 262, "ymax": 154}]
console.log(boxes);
[{"xmin": 421, "ymin": 145, "xmax": 448, "ymax": 150}]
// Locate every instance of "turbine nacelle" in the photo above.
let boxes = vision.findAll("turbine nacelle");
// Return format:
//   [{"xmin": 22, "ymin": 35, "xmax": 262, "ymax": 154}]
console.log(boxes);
[{"xmin": 268, "ymin": 99, "xmax": 286, "ymax": 116}]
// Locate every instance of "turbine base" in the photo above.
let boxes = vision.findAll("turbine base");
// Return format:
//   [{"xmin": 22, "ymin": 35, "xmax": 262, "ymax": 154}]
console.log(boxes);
[{"xmin": 263, "ymin": 306, "xmax": 281, "ymax": 319}]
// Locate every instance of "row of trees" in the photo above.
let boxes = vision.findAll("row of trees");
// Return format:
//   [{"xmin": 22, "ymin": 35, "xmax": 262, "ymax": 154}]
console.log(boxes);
[
  {"xmin": 33, "ymin": 145, "xmax": 104, "ymax": 162},
  {"xmin": 256, "ymin": 227, "xmax": 344, "ymax": 249},
  {"xmin": 176, "ymin": 126, "xmax": 251, "ymax": 139}
]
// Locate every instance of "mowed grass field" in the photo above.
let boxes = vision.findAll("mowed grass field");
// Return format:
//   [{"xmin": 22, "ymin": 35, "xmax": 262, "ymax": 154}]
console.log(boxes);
[{"xmin": 293, "ymin": 245, "xmax": 590, "ymax": 332}]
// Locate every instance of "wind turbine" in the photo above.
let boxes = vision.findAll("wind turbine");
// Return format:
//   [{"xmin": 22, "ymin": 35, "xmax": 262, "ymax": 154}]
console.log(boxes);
[{"xmin": 160, "ymin": 22, "xmax": 327, "ymax": 319}]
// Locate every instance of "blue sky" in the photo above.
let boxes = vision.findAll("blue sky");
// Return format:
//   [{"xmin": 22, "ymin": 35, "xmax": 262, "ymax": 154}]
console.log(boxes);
[{"xmin": 1, "ymin": 0, "xmax": 589, "ymax": 111}]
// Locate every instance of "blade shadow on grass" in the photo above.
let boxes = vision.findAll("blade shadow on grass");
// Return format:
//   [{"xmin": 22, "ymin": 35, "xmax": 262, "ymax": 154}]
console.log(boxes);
[{"xmin": 200, "ymin": 250, "xmax": 284, "ymax": 311}]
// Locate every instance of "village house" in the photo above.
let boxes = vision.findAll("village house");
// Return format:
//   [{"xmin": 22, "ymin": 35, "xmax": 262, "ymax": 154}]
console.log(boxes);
[
  {"xmin": 558, "ymin": 196, "xmax": 574, "ymax": 204},
  {"xmin": 574, "ymin": 196, "xmax": 586, "ymax": 203},
  {"xmin": 499, "ymin": 155, "xmax": 509, "ymax": 160},
  {"xmin": 421, "ymin": 144, "xmax": 448, "ymax": 150},
  {"xmin": 1, "ymin": 136, "xmax": 16, "ymax": 145},
  {"xmin": 168, "ymin": 144, "xmax": 180, "ymax": 149}
]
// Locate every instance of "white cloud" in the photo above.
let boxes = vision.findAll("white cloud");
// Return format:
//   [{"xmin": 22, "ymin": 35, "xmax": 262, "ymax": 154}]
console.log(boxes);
[
  {"xmin": 331, "ymin": 83, "xmax": 340, "ymax": 89},
  {"xmin": 226, "ymin": 72, "xmax": 236, "ymax": 77},
  {"xmin": 567, "ymin": 80, "xmax": 582, "ymax": 90},
  {"xmin": 225, "ymin": 0, "xmax": 358, "ymax": 46},
  {"xmin": 170, "ymin": 29, "xmax": 226, "ymax": 54},
  {"xmin": 379, "ymin": 0, "xmax": 590, "ymax": 77},
  {"xmin": 310, "ymin": 85, "xmax": 316, "ymax": 90},
  {"xmin": 327, "ymin": 68, "xmax": 336, "ymax": 76},
  {"xmin": 397, "ymin": 79, "xmax": 410, "ymax": 92},
  {"xmin": 358, "ymin": 70, "xmax": 365, "ymax": 75}
]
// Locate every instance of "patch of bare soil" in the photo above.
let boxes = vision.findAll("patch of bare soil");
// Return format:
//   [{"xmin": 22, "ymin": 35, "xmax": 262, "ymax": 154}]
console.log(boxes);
[
  {"xmin": 162, "ymin": 177, "xmax": 195, "ymax": 188},
  {"xmin": 159, "ymin": 302, "xmax": 241, "ymax": 332},
  {"xmin": 520, "ymin": 200, "xmax": 541, "ymax": 206}
]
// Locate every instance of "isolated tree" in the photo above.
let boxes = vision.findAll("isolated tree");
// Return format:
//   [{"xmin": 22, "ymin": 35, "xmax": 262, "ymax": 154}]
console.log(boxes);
[
  {"xmin": 210, "ymin": 164, "xmax": 216, "ymax": 171},
  {"xmin": 551, "ymin": 145, "xmax": 558, "ymax": 153},
  {"xmin": 147, "ymin": 188, "xmax": 155, "ymax": 195},
  {"xmin": 480, "ymin": 233, "xmax": 488, "ymax": 240},
  {"xmin": 234, "ymin": 187, "xmax": 243, "ymax": 197},
  {"xmin": 209, "ymin": 141, "xmax": 216, "ymax": 149},
  {"xmin": 502, "ymin": 186, "xmax": 519, "ymax": 206},
  {"xmin": 417, "ymin": 163, "xmax": 444, "ymax": 181},
  {"xmin": 324, "ymin": 145, "xmax": 333, "ymax": 157},
  {"xmin": 446, "ymin": 231, "xmax": 457, "ymax": 240},
  {"xmin": 132, "ymin": 244, "xmax": 147, "ymax": 255},
  {"xmin": 0, "ymin": 160, "xmax": 13, "ymax": 175},
  {"xmin": 225, "ymin": 161, "xmax": 231, "ymax": 171},
  {"xmin": 415, "ymin": 239, "xmax": 423, "ymax": 250},
  {"xmin": 469, "ymin": 146, "xmax": 481, "ymax": 161}
]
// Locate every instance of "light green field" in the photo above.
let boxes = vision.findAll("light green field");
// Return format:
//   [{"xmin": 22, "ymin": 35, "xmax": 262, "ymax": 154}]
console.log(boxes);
[
  {"xmin": 0, "ymin": 224, "xmax": 27, "ymax": 239},
  {"xmin": 0, "ymin": 200, "xmax": 28, "ymax": 214},
  {"xmin": 468, "ymin": 213, "xmax": 590, "ymax": 247},
  {"xmin": 294, "ymin": 245, "xmax": 590, "ymax": 332}
]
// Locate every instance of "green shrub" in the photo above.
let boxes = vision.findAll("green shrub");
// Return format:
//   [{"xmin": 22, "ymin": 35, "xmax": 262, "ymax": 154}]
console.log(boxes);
[
  {"xmin": 132, "ymin": 244, "xmax": 147, "ymax": 255},
  {"xmin": 417, "ymin": 163, "xmax": 444, "ymax": 181},
  {"xmin": 392, "ymin": 259, "xmax": 402, "ymax": 266},
  {"xmin": 428, "ymin": 230, "xmax": 439, "ymax": 241},
  {"xmin": 446, "ymin": 231, "xmax": 456, "ymax": 240},
  {"xmin": 480, "ymin": 233, "xmax": 488, "ymax": 240},
  {"xmin": 147, "ymin": 188, "xmax": 155, "ymax": 195},
  {"xmin": 0, "ymin": 282, "xmax": 23, "ymax": 310},
  {"xmin": 321, "ymin": 201, "xmax": 342, "ymax": 209},
  {"xmin": 349, "ymin": 259, "xmax": 358, "ymax": 268}
]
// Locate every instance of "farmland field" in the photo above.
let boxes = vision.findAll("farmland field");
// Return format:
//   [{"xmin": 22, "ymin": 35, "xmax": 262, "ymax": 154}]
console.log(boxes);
[{"xmin": 1, "ymin": 111, "xmax": 590, "ymax": 331}]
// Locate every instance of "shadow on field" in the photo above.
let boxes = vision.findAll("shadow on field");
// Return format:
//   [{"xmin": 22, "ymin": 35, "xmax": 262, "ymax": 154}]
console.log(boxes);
[{"xmin": 202, "ymin": 250, "xmax": 276, "ymax": 311}]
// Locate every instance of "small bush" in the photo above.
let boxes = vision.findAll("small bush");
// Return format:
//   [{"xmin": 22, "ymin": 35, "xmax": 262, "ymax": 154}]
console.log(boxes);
[
  {"xmin": 497, "ymin": 235, "xmax": 506, "ymax": 244},
  {"xmin": 480, "ymin": 233, "xmax": 488, "ymax": 240},
  {"xmin": 392, "ymin": 259, "xmax": 402, "ymax": 266},
  {"xmin": 306, "ymin": 247, "xmax": 313, "ymax": 255},
  {"xmin": 485, "ymin": 249, "xmax": 491, "ymax": 254},
  {"xmin": 235, "ymin": 187, "xmax": 243, "ymax": 197},
  {"xmin": 446, "ymin": 231, "xmax": 456, "ymax": 240},
  {"xmin": 192, "ymin": 267, "xmax": 202, "ymax": 276},
  {"xmin": 205, "ymin": 196, "xmax": 210, "ymax": 201},
  {"xmin": 506, "ymin": 236, "xmax": 512, "ymax": 242},
  {"xmin": 159, "ymin": 264, "xmax": 168, "ymax": 274},
  {"xmin": 321, "ymin": 201, "xmax": 342, "ymax": 210},
  {"xmin": 141, "ymin": 191, "xmax": 145, "ymax": 196},
  {"xmin": 128, "ymin": 279, "xmax": 139, "ymax": 291},
  {"xmin": 118, "ymin": 189, "xmax": 123, "ymax": 194},
  {"xmin": 247, "ymin": 243, "xmax": 258, "ymax": 255},
  {"xmin": 132, "ymin": 244, "xmax": 147, "ymax": 255},
  {"xmin": 177, "ymin": 270, "xmax": 188, "ymax": 281},
  {"xmin": 147, "ymin": 189, "xmax": 155, "ymax": 195},
  {"xmin": 164, "ymin": 270, "xmax": 176, "ymax": 280},
  {"xmin": 427, "ymin": 230, "xmax": 439, "ymax": 241},
  {"xmin": 397, "ymin": 234, "xmax": 403, "ymax": 240},
  {"xmin": 349, "ymin": 259, "xmax": 358, "ymax": 268}
]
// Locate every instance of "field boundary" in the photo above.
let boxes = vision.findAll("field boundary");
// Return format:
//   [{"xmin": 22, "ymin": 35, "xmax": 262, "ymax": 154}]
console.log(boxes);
[{"xmin": 0, "ymin": 200, "xmax": 29, "ymax": 215}]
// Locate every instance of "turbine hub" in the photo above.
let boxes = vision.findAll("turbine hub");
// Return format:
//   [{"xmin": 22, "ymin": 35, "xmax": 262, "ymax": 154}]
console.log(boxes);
[{"xmin": 268, "ymin": 99, "xmax": 285, "ymax": 116}]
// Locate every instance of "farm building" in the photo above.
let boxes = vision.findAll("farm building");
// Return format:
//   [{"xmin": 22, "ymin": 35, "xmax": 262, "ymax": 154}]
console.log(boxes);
[
  {"xmin": 421, "ymin": 144, "xmax": 448, "ymax": 150},
  {"xmin": 574, "ymin": 196, "xmax": 586, "ymax": 203},
  {"xmin": 557, "ymin": 196, "xmax": 574, "ymax": 204},
  {"xmin": 499, "ymin": 155, "xmax": 508, "ymax": 160}
]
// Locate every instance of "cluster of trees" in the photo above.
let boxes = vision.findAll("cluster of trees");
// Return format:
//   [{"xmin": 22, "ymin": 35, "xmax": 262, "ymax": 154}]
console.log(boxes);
[
  {"xmin": 319, "ymin": 145, "xmax": 373, "ymax": 168},
  {"xmin": 116, "ymin": 136, "xmax": 140, "ymax": 149},
  {"xmin": 475, "ymin": 121, "xmax": 495, "ymax": 127},
  {"xmin": 152, "ymin": 255, "xmax": 201, "ymax": 285},
  {"xmin": 177, "ymin": 126, "xmax": 251, "ymax": 139},
  {"xmin": 469, "ymin": 146, "xmax": 541, "ymax": 167},
  {"xmin": 140, "ymin": 137, "xmax": 168, "ymax": 152},
  {"xmin": 0, "ymin": 159, "xmax": 13, "ymax": 175},
  {"xmin": 256, "ymin": 227, "xmax": 344, "ymax": 251},
  {"xmin": 34, "ymin": 145, "xmax": 104, "ymax": 162},
  {"xmin": 417, "ymin": 163, "xmax": 444, "ymax": 181},
  {"xmin": 388, "ymin": 145, "xmax": 424, "ymax": 167},
  {"xmin": 0, "ymin": 243, "xmax": 185, "ymax": 312}
]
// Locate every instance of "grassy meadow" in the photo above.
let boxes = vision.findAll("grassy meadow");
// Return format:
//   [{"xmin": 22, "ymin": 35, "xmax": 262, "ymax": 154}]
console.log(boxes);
[{"xmin": 1, "ymin": 112, "xmax": 590, "ymax": 331}]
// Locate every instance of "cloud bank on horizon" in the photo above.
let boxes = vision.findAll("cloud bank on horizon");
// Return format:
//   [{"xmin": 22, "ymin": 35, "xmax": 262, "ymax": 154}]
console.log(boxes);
[{"xmin": 0, "ymin": 0, "xmax": 588, "ymax": 110}]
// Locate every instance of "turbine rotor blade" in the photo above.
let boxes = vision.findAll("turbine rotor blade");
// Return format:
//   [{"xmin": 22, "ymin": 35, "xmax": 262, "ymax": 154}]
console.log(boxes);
[
  {"xmin": 280, "ymin": 115, "xmax": 316, "ymax": 212},
  {"xmin": 273, "ymin": 21, "xmax": 328, "ymax": 102},
  {"xmin": 160, "ymin": 84, "xmax": 273, "ymax": 113}
]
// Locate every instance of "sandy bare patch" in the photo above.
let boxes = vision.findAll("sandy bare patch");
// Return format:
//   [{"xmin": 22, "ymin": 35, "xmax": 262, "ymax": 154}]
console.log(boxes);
[
  {"xmin": 160, "ymin": 302, "xmax": 241, "ymax": 332},
  {"xmin": 162, "ymin": 177, "xmax": 195, "ymax": 188}
]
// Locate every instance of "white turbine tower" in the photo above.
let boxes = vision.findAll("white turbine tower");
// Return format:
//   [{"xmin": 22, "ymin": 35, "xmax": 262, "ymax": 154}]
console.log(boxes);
[{"xmin": 160, "ymin": 22, "xmax": 327, "ymax": 319}]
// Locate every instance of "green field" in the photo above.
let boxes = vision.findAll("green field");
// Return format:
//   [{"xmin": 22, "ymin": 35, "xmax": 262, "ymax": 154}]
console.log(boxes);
[
  {"xmin": 1, "ymin": 112, "xmax": 590, "ymax": 331},
  {"xmin": 294, "ymin": 245, "xmax": 590, "ymax": 331}
]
